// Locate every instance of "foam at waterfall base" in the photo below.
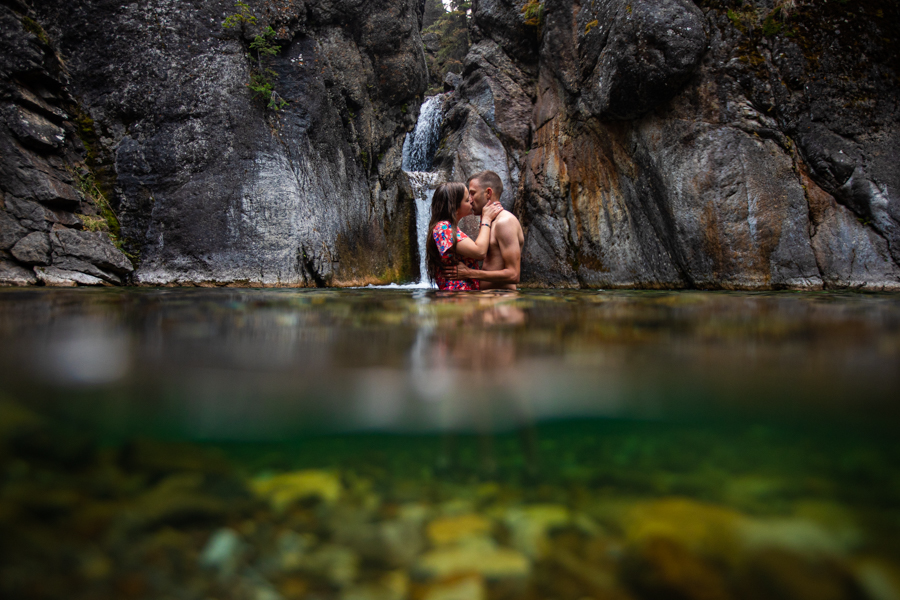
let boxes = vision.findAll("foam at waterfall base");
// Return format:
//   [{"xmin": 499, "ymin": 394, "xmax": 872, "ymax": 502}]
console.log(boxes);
[{"xmin": 361, "ymin": 282, "xmax": 435, "ymax": 289}]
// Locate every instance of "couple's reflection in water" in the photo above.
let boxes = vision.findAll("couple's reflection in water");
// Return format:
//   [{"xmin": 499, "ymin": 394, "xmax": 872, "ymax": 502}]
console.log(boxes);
[{"xmin": 414, "ymin": 291, "xmax": 539, "ymax": 480}]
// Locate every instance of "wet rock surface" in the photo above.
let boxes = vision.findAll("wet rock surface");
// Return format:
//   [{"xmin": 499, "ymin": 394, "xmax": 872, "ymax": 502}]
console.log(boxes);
[
  {"xmin": 0, "ymin": 2, "xmax": 133, "ymax": 287},
  {"xmin": 1, "ymin": 0, "xmax": 427, "ymax": 287},
  {"xmin": 434, "ymin": 0, "xmax": 900, "ymax": 289},
  {"xmin": 2, "ymin": 0, "xmax": 897, "ymax": 289}
]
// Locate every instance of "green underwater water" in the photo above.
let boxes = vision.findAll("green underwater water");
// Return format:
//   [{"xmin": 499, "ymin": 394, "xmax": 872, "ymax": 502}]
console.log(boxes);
[{"xmin": 0, "ymin": 288, "xmax": 898, "ymax": 600}]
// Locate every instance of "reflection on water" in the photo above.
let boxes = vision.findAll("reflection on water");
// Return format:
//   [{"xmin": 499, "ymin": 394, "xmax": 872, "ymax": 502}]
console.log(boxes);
[
  {"xmin": 0, "ymin": 288, "xmax": 898, "ymax": 600},
  {"xmin": 1, "ymin": 288, "xmax": 898, "ymax": 436}
]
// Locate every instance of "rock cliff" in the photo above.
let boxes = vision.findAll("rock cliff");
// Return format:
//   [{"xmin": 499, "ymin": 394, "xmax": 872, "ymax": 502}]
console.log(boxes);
[
  {"xmin": 2, "ymin": 0, "xmax": 898, "ymax": 290},
  {"xmin": 435, "ymin": 0, "xmax": 900, "ymax": 289},
  {"xmin": 1, "ymin": 0, "xmax": 427, "ymax": 286}
]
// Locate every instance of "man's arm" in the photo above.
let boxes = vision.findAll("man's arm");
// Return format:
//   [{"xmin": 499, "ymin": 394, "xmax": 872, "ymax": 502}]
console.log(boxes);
[{"xmin": 450, "ymin": 218, "xmax": 521, "ymax": 284}]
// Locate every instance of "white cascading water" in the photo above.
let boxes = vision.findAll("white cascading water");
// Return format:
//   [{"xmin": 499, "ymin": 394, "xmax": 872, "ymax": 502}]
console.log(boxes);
[
  {"xmin": 407, "ymin": 171, "xmax": 441, "ymax": 286},
  {"xmin": 402, "ymin": 93, "xmax": 446, "ymax": 172},
  {"xmin": 401, "ymin": 93, "xmax": 448, "ymax": 286}
]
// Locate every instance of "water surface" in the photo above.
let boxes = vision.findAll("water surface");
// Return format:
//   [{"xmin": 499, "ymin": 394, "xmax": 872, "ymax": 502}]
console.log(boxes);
[
  {"xmin": 1, "ymin": 287, "xmax": 897, "ymax": 436},
  {"xmin": 1, "ymin": 288, "xmax": 898, "ymax": 600}
]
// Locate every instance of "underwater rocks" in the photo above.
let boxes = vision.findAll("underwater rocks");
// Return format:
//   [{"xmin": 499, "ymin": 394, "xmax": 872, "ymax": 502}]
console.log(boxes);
[
  {"xmin": 435, "ymin": 0, "xmax": 900, "ymax": 290},
  {"xmin": 1, "ymin": 402, "xmax": 899, "ymax": 600},
  {"xmin": 415, "ymin": 537, "xmax": 531, "ymax": 580}
]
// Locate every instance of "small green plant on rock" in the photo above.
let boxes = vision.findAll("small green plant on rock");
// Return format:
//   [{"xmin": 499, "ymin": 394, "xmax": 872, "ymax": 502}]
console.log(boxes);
[
  {"xmin": 222, "ymin": 1, "xmax": 256, "ymax": 28},
  {"xmin": 761, "ymin": 13, "xmax": 782, "ymax": 36},
  {"xmin": 521, "ymin": 0, "xmax": 544, "ymax": 33},
  {"xmin": 728, "ymin": 0, "xmax": 809, "ymax": 38},
  {"xmin": 223, "ymin": 3, "xmax": 288, "ymax": 111},
  {"xmin": 71, "ymin": 167, "xmax": 132, "ymax": 256},
  {"xmin": 21, "ymin": 15, "xmax": 50, "ymax": 45},
  {"xmin": 77, "ymin": 213, "xmax": 106, "ymax": 231}
]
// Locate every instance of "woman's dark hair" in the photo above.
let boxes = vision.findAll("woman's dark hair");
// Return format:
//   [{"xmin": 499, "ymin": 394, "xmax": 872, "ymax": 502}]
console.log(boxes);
[{"xmin": 426, "ymin": 181, "xmax": 468, "ymax": 283}]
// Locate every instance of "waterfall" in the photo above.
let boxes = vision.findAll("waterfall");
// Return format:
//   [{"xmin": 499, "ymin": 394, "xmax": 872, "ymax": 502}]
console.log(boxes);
[
  {"xmin": 407, "ymin": 171, "xmax": 441, "ymax": 284},
  {"xmin": 402, "ymin": 93, "xmax": 448, "ymax": 286},
  {"xmin": 402, "ymin": 94, "xmax": 446, "ymax": 172}
]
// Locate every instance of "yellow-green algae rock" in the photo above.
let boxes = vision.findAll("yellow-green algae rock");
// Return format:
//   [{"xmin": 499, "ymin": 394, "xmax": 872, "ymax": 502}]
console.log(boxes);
[
  {"xmin": 421, "ymin": 575, "xmax": 485, "ymax": 600},
  {"xmin": 504, "ymin": 504, "xmax": 570, "ymax": 559},
  {"xmin": 426, "ymin": 513, "xmax": 493, "ymax": 546},
  {"xmin": 251, "ymin": 469, "xmax": 342, "ymax": 512},
  {"xmin": 415, "ymin": 537, "xmax": 529, "ymax": 580}
]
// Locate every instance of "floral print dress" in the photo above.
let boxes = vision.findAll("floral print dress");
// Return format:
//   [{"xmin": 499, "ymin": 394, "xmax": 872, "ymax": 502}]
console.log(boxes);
[{"xmin": 433, "ymin": 221, "xmax": 481, "ymax": 290}]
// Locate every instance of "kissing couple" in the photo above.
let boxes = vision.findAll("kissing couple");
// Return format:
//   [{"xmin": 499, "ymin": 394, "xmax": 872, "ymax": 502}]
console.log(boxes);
[{"xmin": 426, "ymin": 170, "xmax": 525, "ymax": 291}]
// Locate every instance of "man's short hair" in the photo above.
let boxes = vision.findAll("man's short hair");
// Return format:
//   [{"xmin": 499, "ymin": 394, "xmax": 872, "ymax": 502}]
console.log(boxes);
[{"xmin": 467, "ymin": 170, "xmax": 503, "ymax": 201}]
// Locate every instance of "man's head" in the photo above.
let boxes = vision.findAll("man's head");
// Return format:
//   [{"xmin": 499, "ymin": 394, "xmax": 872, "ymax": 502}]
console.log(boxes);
[{"xmin": 466, "ymin": 171, "xmax": 504, "ymax": 215}]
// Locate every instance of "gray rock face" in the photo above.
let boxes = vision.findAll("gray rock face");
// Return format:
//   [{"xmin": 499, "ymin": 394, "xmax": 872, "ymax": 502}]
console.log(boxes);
[
  {"xmin": 25, "ymin": 0, "xmax": 426, "ymax": 287},
  {"xmin": 433, "ymin": 39, "xmax": 534, "ymax": 209},
  {"xmin": 2, "ymin": 0, "xmax": 426, "ymax": 287},
  {"xmin": 2, "ymin": 103, "xmax": 66, "ymax": 151},
  {"xmin": 10, "ymin": 231, "xmax": 50, "ymax": 265},
  {"xmin": 0, "ymin": 256, "xmax": 36, "ymax": 286},
  {"xmin": 0, "ymin": 1, "xmax": 135, "ymax": 286},
  {"xmin": 0, "ymin": 211, "xmax": 28, "ymax": 250},
  {"xmin": 3, "ymin": 0, "xmax": 896, "ymax": 289},
  {"xmin": 49, "ymin": 228, "xmax": 133, "ymax": 274},
  {"xmin": 435, "ymin": 0, "xmax": 900, "ymax": 289},
  {"xmin": 34, "ymin": 266, "xmax": 105, "ymax": 287},
  {"xmin": 4, "ymin": 198, "xmax": 81, "ymax": 232},
  {"xmin": 568, "ymin": 0, "xmax": 708, "ymax": 120}
]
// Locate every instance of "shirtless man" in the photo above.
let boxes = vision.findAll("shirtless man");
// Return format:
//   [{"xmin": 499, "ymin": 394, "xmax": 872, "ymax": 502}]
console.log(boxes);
[{"xmin": 444, "ymin": 170, "xmax": 525, "ymax": 290}]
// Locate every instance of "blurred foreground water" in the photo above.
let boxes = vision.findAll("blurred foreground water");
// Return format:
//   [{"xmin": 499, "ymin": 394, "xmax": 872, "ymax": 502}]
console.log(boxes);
[{"xmin": 0, "ymin": 288, "xmax": 898, "ymax": 600}]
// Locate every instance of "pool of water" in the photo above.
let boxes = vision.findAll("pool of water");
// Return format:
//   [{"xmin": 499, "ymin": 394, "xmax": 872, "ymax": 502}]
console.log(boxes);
[{"xmin": 1, "ymin": 288, "xmax": 898, "ymax": 600}]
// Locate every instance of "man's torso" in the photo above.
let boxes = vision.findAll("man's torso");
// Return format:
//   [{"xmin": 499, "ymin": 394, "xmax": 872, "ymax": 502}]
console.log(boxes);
[{"xmin": 481, "ymin": 211, "xmax": 524, "ymax": 290}]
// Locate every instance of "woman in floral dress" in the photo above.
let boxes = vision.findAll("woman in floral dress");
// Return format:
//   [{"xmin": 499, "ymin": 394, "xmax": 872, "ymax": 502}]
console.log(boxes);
[{"xmin": 426, "ymin": 182, "xmax": 502, "ymax": 290}]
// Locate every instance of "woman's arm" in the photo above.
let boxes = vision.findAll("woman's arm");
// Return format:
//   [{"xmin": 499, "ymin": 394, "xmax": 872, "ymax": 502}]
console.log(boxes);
[
  {"xmin": 453, "ymin": 202, "xmax": 503, "ymax": 261},
  {"xmin": 452, "ymin": 263, "xmax": 519, "ymax": 284},
  {"xmin": 443, "ymin": 217, "xmax": 521, "ymax": 284}
]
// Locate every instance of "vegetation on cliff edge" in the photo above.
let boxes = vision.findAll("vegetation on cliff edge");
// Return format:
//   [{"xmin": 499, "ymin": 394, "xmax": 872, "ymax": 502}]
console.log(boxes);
[
  {"xmin": 223, "ymin": 2, "xmax": 289, "ymax": 111},
  {"xmin": 422, "ymin": 0, "xmax": 471, "ymax": 92}
]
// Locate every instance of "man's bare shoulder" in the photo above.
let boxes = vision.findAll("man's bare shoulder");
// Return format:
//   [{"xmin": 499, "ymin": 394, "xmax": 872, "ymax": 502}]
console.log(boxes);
[{"xmin": 494, "ymin": 210, "xmax": 522, "ymax": 233}]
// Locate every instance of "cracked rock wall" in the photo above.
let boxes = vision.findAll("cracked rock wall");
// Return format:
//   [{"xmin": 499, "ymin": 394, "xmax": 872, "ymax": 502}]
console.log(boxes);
[
  {"xmin": 1, "ymin": 0, "xmax": 427, "ymax": 287},
  {"xmin": 435, "ymin": 0, "xmax": 900, "ymax": 289}
]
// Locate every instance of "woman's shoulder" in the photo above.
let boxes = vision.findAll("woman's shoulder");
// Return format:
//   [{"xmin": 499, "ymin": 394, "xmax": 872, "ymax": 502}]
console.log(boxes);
[{"xmin": 432, "ymin": 221, "xmax": 452, "ymax": 238}]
